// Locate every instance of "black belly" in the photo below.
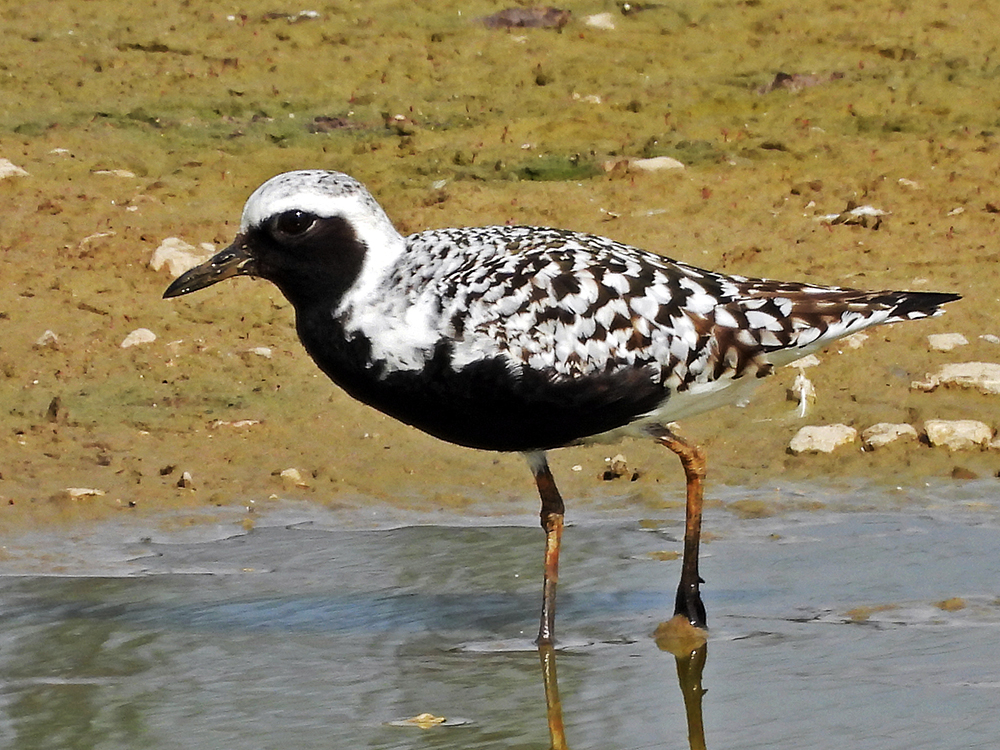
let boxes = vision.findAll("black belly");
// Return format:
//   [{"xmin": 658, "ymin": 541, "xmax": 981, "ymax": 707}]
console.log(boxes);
[{"xmin": 298, "ymin": 322, "xmax": 666, "ymax": 453}]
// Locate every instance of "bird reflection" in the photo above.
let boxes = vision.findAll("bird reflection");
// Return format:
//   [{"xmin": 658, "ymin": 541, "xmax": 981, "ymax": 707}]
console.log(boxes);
[{"xmin": 537, "ymin": 615, "xmax": 709, "ymax": 750}]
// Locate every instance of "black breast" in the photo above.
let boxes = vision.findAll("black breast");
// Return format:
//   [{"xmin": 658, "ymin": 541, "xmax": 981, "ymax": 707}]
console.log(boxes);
[{"xmin": 295, "ymin": 314, "xmax": 666, "ymax": 452}]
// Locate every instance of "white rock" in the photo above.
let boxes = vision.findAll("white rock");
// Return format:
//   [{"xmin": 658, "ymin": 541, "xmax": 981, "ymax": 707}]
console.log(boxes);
[
  {"xmin": 34, "ymin": 330, "xmax": 59, "ymax": 349},
  {"xmin": 789, "ymin": 424, "xmax": 858, "ymax": 454},
  {"xmin": 62, "ymin": 487, "xmax": 106, "ymax": 499},
  {"xmin": 584, "ymin": 12, "xmax": 616, "ymax": 30},
  {"xmin": 249, "ymin": 346, "xmax": 273, "ymax": 359},
  {"xmin": 0, "ymin": 158, "xmax": 29, "ymax": 179},
  {"xmin": 924, "ymin": 419, "xmax": 993, "ymax": 451},
  {"xmin": 150, "ymin": 238, "xmax": 215, "ymax": 277},
  {"xmin": 630, "ymin": 156, "xmax": 686, "ymax": 172},
  {"xmin": 981, "ymin": 334, "xmax": 1000, "ymax": 345},
  {"xmin": 121, "ymin": 328, "xmax": 157, "ymax": 348},
  {"xmin": 927, "ymin": 332, "xmax": 969, "ymax": 352},
  {"xmin": 280, "ymin": 467, "xmax": 309, "ymax": 488},
  {"xmin": 861, "ymin": 423, "xmax": 918, "ymax": 450},
  {"xmin": 911, "ymin": 362, "xmax": 1000, "ymax": 395}
]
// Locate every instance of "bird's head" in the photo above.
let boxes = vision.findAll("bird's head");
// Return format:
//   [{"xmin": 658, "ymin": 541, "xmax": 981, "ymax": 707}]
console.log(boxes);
[{"xmin": 163, "ymin": 170, "xmax": 401, "ymax": 308}]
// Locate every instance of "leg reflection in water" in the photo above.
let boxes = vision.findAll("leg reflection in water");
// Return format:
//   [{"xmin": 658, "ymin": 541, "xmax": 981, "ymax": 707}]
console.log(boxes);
[
  {"xmin": 655, "ymin": 615, "xmax": 709, "ymax": 750},
  {"xmin": 537, "ymin": 616, "xmax": 709, "ymax": 750}
]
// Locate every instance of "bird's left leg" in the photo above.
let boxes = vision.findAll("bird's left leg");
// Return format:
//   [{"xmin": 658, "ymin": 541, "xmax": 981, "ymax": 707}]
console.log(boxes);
[
  {"xmin": 648, "ymin": 425, "xmax": 708, "ymax": 630},
  {"xmin": 524, "ymin": 451, "xmax": 565, "ymax": 646}
]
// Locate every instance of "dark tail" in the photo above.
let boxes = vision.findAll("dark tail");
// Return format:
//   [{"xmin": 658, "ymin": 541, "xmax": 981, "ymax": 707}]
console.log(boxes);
[{"xmin": 879, "ymin": 291, "xmax": 961, "ymax": 322}]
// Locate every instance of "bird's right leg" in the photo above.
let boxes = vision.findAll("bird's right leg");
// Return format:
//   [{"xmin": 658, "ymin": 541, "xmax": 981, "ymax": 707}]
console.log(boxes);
[
  {"xmin": 648, "ymin": 425, "xmax": 708, "ymax": 630},
  {"xmin": 525, "ymin": 451, "xmax": 565, "ymax": 646}
]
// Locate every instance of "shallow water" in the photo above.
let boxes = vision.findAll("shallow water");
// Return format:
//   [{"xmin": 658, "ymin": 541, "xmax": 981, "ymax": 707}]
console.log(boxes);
[{"xmin": 2, "ymin": 484, "xmax": 999, "ymax": 749}]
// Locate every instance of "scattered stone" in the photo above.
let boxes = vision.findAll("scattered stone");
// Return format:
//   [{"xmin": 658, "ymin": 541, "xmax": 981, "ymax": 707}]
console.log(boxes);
[
  {"xmin": 923, "ymin": 419, "xmax": 993, "ymax": 451},
  {"xmin": 176, "ymin": 471, "xmax": 194, "ymax": 488},
  {"xmin": 602, "ymin": 156, "xmax": 685, "ymax": 173},
  {"xmin": 0, "ymin": 158, "xmax": 29, "ymax": 179},
  {"xmin": 150, "ymin": 237, "xmax": 216, "ymax": 277},
  {"xmin": 584, "ymin": 12, "xmax": 616, "ymax": 29},
  {"xmin": 121, "ymin": 328, "xmax": 157, "ymax": 348},
  {"xmin": 602, "ymin": 453, "xmax": 639, "ymax": 480},
  {"xmin": 630, "ymin": 156, "xmax": 685, "ymax": 172},
  {"xmin": 56, "ymin": 487, "xmax": 106, "ymax": 501},
  {"xmin": 279, "ymin": 467, "xmax": 309, "ymax": 489},
  {"xmin": 911, "ymin": 362, "xmax": 1000, "ymax": 396},
  {"xmin": 898, "ymin": 177, "xmax": 921, "ymax": 189},
  {"xmin": 33, "ymin": 330, "xmax": 59, "ymax": 349},
  {"xmin": 817, "ymin": 202, "xmax": 888, "ymax": 229},
  {"xmin": 248, "ymin": 346, "xmax": 273, "ymax": 359},
  {"xmin": 927, "ymin": 332, "xmax": 969, "ymax": 352},
  {"xmin": 789, "ymin": 424, "xmax": 858, "ymax": 454},
  {"xmin": 861, "ymin": 423, "xmax": 918, "ymax": 450},
  {"xmin": 480, "ymin": 7, "xmax": 571, "ymax": 29},
  {"xmin": 981, "ymin": 334, "xmax": 1000, "ymax": 345},
  {"xmin": 571, "ymin": 92, "xmax": 602, "ymax": 104},
  {"xmin": 951, "ymin": 466, "xmax": 979, "ymax": 480}
]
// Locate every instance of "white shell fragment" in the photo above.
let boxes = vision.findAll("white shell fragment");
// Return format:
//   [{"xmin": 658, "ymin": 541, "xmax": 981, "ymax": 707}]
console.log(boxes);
[
  {"xmin": 927, "ymin": 333, "xmax": 969, "ymax": 352},
  {"xmin": 0, "ymin": 158, "xmax": 29, "ymax": 179},
  {"xmin": 150, "ymin": 237, "xmax": 216, "ymax": 277},
  {"xmin": 911, "ymin": 362, "xmax": 1000, "ymax": 396},
  {"xmin": 60, "ymin": 487, "xmax": 106, "ymax": 500},
  {"xmin": 790, "ymin": 370, "xmax": 816, "ymax": 417},
  {"xmin": 861, "ymin": 423, "xmax": 918, "ymax": 450},
  {"xmin": 121, "ymin": 328, "xmax": 157, "ymax": 348},
  {"xmin": 584, "ymin": 12, "xmax": 616, "ymax": 30},
  {"xmin": 789, "ymin": 424, "xmax": 858, "ymax": 454},
  {"xmin": 923, "ymin": 419, "xmax": 994, "ymax": 451},
  {"xmin": 34, "ymin": 330, "xmax": 59, "ymax": 349},
  {"xmin": 279, "ymin": 468, "xmax": 309, "ymax": 488}
]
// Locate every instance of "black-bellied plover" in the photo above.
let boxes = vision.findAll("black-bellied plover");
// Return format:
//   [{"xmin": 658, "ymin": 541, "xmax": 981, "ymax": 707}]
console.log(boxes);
[{"xmin": 164, "ymin": 170, "xmax": 959, "ymax": 643}]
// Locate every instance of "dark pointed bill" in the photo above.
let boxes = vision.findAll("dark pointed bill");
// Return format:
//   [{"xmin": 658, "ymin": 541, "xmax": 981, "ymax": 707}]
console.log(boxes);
[{"xmin": 162, "ymin": 240, "xmax": 256, "ymax": 298}]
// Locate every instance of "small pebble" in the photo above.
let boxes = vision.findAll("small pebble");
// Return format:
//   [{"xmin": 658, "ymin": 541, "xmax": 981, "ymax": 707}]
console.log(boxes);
[{"xmin": 121, "ymin": 328, "xmax": 157, "ymax": 348}]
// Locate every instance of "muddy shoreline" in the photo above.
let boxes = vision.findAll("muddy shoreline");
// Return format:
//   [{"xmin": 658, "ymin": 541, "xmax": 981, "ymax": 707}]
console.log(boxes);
[{"xmin": 2, "ymin": 1, "xmax": 998, "ymax": 532}]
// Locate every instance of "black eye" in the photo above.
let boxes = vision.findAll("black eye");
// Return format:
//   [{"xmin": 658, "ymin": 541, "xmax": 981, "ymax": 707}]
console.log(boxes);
[{"xmin": 271, "ymin": 210, "xmax": 317, "ymax": 238}]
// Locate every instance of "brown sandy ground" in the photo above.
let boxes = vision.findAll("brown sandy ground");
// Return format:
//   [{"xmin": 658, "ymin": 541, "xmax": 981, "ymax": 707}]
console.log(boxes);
[{"xmin": 1, "ymin": 0, "xmax": 998, "ymax": 532}]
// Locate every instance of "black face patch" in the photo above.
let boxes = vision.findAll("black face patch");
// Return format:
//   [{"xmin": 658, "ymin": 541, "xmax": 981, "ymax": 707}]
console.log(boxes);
[{"xmin": 250, "ymin": 214, "xmax": 367, "ymax": 308}]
